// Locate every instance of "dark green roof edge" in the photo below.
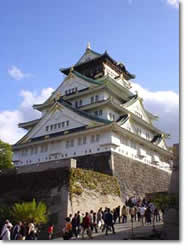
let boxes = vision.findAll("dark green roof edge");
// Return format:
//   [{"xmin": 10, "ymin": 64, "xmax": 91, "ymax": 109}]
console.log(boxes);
[
  {"xmin": 123, "ymin": 94, "xmax": 138, "ymax": 107},
  {"xmin": 73, "ymin": 71, "xmax": 102, "ymax": 85},
  {"xmin": 117, "ymin": 114, "xmax": 129, "ymax": 126},
  {"xmin": 58, "ymin": 99, "xmax": 112, "ymax": 125}
]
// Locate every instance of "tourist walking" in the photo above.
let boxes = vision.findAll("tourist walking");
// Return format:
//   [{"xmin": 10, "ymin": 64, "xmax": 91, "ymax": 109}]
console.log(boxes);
[
  {"xmin": 121, "ymin": 205, "xmax": 128, "ymax": 223},
  {"xmin": 0, "ymin": 224, "xmax": 12, "ymax": 240},
  {"xmin": 11, "ymin": 221, "xmax": 22, "ymax": 240},
  {"xmin": 139, "ymin": 205, "xmax": 146, "ymax": 225},
  {"xmin": 48, "ymin": 224, "xmax": 54, "ymax": 240},
  {"xmin": 82, "ymin": 212, "xmax": 92, "ymax": 239},
  {"xmin": 145, "ymin": 207, "xmax": 152, "ymax": 224},
  {"xmin": 129, "ymin": 206, "xmax": 136, "ymax": 222},
  {"xmin": 0, "ymin": 219, "xmax": 13, "ymax": 239},
  {"xmin": 71, "ymin": 214, "xmax": 78, "ymax": 238},
  {"xmin": 104, "ymin": 208, "xmax": 115, "ymax": 235},
  {"xmin": 62, "ymin": 217, "xmax": 73, "ymax": 240}
]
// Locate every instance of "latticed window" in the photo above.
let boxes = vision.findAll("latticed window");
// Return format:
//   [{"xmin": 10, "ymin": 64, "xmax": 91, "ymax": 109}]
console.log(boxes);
[
  {"xmin": 96, "ymin": 134, "xmax": 100, "ymax": 142},
  {"xmin": 83, "ymin": 136, "xmax": 87, "ymax": 144},
  {"xmin": 91, "ymin": 135, "xmax": 95, "ymax": 143},
  {"xmin": 91, "ymin": 96, "xmax": 94, "ymax": 104}
]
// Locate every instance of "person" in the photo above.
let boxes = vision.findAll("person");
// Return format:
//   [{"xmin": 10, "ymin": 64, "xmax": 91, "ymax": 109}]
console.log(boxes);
[
  {"xmin": 154, "ymin": 208, "xmax": 160, "ymax": 222},
  {"xmin": 19, "ymin": 222, "xmax": 27, "ymax": 240},
  {"xmin": 116, "ymin": 206, "xmax": 121, "ymax": 223},
  {"xmin": 89, "ymin": 210, "xmax": 94, "ymax": 232},
  {"xmin": 112, "ymin": 208, "xmax": 118, "ymax": 224},
  {"xmin": 121, "ymin": 205, "xmax": 128, "ymax": 223},
  {"xmin": 82, "ymin": 212, "xmax": 92, "ymax": 239},
  {"xmin": 11, "ymin": 221, "xmax": 22, "ymax": 240},
  {"xmin": 1, "ymin": 224, "xmax": 12, "ymax": 240},
  {"xmin": 0, "ymin": 220, "xmax": 13, "ymax": 239},
  {"xmin": 62, "ymin": 217, "xmax": 72, "ymax": 240},
  {"xmin": 139, "ymin": 205, "xmax": 146, "ymax": 225},
  {"xmin": 129, "ymin": 206, "xmax": 136, "ymax": 223},
  {"xmin": 76, "ymin": 211, "xmax": 81, "ymax": 237},
  {"xmin": 145, "ymin": 207, "xmax": 152, "ymax": 224},
  {"xmin": 26, "ymin": 222, "xmax": 37, "ymax": 240},
  {"xmin": 104, "ymin": 208, "xmax": 115, "ymax": 235},
  {"xmin": 92, "ymin": 212, "xmax": 98, "ymax": 233},
  {"xmin": 97, "ymin": 208, "xmax": 103, "ymax": 231},
  {"xmin": 71, "ymin": 214, "xmax": 78, "ymax": 238},
  {"xmin": 48, "ymin": 224, "xmax": 54, "ymax": 240}
]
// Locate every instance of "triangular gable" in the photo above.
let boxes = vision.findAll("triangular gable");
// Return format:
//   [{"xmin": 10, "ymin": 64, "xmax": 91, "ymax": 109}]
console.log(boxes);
[
  {"xmin": 39, "ymin": 71, "xmax": 99, "ymax": 107},
  {"xmin": 21, "ymin": 102, "xmax": 101, "ymax": 143},
  {"xmin": 157, "ymin": 138, "xmax": 168, "ymax": 150},
  {"xmin": 126, "ymin": 99, "xmax": 151, "ymax": 124},
  {"xmin": 75, "ymin": 49, "xmax": 101, "ymax": 66}
]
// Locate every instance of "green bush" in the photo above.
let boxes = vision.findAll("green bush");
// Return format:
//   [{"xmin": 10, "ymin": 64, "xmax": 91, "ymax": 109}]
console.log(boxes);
[{"xmin": 11, "ymin": 199, "xmax": 48, "ymax": 225}]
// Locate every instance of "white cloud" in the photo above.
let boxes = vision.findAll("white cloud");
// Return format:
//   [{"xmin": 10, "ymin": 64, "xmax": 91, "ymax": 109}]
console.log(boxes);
[
  {"xmin": 131, "ymin": 82, "xmax": 179, "ymax": 145},
  {"xmin": 167, "ymin": 0, "xmax": 179, "ymax": 8},
  {"xmin": 8, "ymin": 65, "xmax": 32, "ymax": 80},
  {"xmin": 0, "ymin": 87, "xmax": 54, "ymax": 144}
]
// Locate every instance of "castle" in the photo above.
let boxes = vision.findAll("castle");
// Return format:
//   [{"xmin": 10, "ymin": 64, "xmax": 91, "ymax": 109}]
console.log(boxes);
[{"xmin": 12, "ymin": 44, "xmax": 172, "ymax": 177}]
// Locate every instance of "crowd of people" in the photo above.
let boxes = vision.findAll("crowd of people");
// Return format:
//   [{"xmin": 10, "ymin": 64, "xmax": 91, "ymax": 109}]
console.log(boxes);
[
  {"xmin": 0, "ymin": 196, "xmax": 162, "ymax": 240},
  {"xmin": 60, "ymin": 196, "xmax": 162, "ymax": 240},
  {"xmin": 0, "ymin": 220, "xmax": 39, "ymax": 240}
]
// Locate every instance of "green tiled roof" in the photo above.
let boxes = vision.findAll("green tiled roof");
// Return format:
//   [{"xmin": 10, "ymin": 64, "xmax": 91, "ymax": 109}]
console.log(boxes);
[
  {"xmin": 73, "ymin": 71, "xmax": 102, "ymax": 85},
  {"xmin": 58, "ymin": 98, "xmax": 112, "ymax": 125}
]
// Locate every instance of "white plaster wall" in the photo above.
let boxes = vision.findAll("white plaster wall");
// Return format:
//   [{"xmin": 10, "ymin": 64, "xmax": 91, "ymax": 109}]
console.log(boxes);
[
  {"xmin": 14, "ymin": 129, "xmax": 170, "ymax": 172},
  {"xmin": 127, "ymin": 100, "xmax": 150, "ymax": 124}
]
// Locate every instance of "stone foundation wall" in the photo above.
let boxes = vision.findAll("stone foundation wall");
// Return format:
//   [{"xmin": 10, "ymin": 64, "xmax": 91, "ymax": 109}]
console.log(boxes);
[
  {"xmin": 112, "ymin": 152, "xmax": 171, "ymax": 201},
  {"xmin": 75, "ymin": 151, "xmax": 113, "ymax": 175},
  {"xmin": 69, "ymin": 190, "xmax": 123, "ymax": 215}
]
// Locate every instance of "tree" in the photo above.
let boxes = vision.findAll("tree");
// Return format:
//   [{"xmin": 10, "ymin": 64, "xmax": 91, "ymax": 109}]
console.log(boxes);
[
  {"xmin": 11, "ymin": 199, "xmax": 48, "ymax": 225},
  {"xmin": 0, "ymin": 139, "xmax": 13, "ymax": 170}
]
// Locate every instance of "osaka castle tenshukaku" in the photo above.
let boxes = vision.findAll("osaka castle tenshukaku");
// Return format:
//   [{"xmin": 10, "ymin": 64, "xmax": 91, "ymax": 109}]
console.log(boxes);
[{"xmin": 13, "ymin": 44, "xmax": 172, "ymax": 173}]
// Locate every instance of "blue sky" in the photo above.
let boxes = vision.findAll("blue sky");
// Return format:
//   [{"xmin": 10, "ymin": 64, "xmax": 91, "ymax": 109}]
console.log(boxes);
[{"xmin": 0, "ymin": 0, "xmax": 179, "ymax": 145}]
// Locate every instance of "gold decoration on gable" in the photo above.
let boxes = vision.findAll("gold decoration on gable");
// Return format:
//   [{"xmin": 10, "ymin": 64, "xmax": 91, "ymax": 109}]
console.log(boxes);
[{"xmin": 55, "ymin": 91, "xmax": 61, "ymax": 101}]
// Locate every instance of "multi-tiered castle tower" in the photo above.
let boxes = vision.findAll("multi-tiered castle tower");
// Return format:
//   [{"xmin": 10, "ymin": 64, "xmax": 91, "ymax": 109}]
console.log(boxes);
[{"xmin": 12, "ymin": 44, "xmax": 172, "ymax": 177}]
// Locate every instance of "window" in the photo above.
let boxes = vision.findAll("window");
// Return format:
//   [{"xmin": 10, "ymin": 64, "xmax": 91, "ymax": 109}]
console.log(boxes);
[
  {"xmin": 34, "ymin": 147, "xmax": 38, "ymax": 154},
  {"xmin": 91, "ymin": 96, "xmax": 94, "ymax": 104},
  {"xmin": 94, "ymin": 111, "xmax": 98, "ymax": 116},
  {"xmin": 62, "ymin": 122, "xmax": 65, "ymax": 128},
  {"xmin": 146, "ymin": 132, "xmax": 150, "ymax": 140},
  {"xmin": 99, "ymin": 110, "xmax": 103, "ymax": 116},
  {"xmin": 50, "ymin": 125, "xmax": 53, "ymax": 130},
  {"xmin": 91, "ymin": 135, "xmax": 95, "ymax": 143},
  {"xmin": 30, "ymin": 147, "xmax": 34, "ymax": 155},
  {"xmin": 66, "ymin": 120, "xmax": 69, "ymax": 126},
  {"xmin": 78, "ymin": 137, "xmax": 81, "ymax": 145},
  {"xmin": 96, "ymin": 134, "xmax": 100, "ymax": 142},
  {"xmin": 46, "ymin": 126, "xmax": 49, "ymax": 131},
  {"xmin": 75, "ymin": 101, "xmax": 78, "ymax": 108},
  {"xmin": 79, "ymin": 100, "xmax": 82, "ymax": 106},
  {"xmin": 70, "ymin": 139, "xmax": 74, "ymax": 147},
  {"xmin": 40, "ymin": 145, "xmax": 44, "ymax": 153},
  {"xmin": 54, "ymin": 124, "xmax": 57, "ymax": 129},
  {"xmin": 44, "ymin": 144, "xmax": 48, "ymax": 152},
  {"xmin": 95, "ymin": 95, "xmax": 99, "ymax": 102},
  {"xmin": 66, "ymin": 141, "xmax": 69, "ymax": 148},
  {"xmin": 136, "ymin": 127, "xmax": 142, "ymax": 135},
  {"xmin": 58, "ymin": 123, "xmax": 61, "ymax": 129},
  {"xmin": 83, "ymin": 136, "xmax": 87, "ymax": 144}
]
